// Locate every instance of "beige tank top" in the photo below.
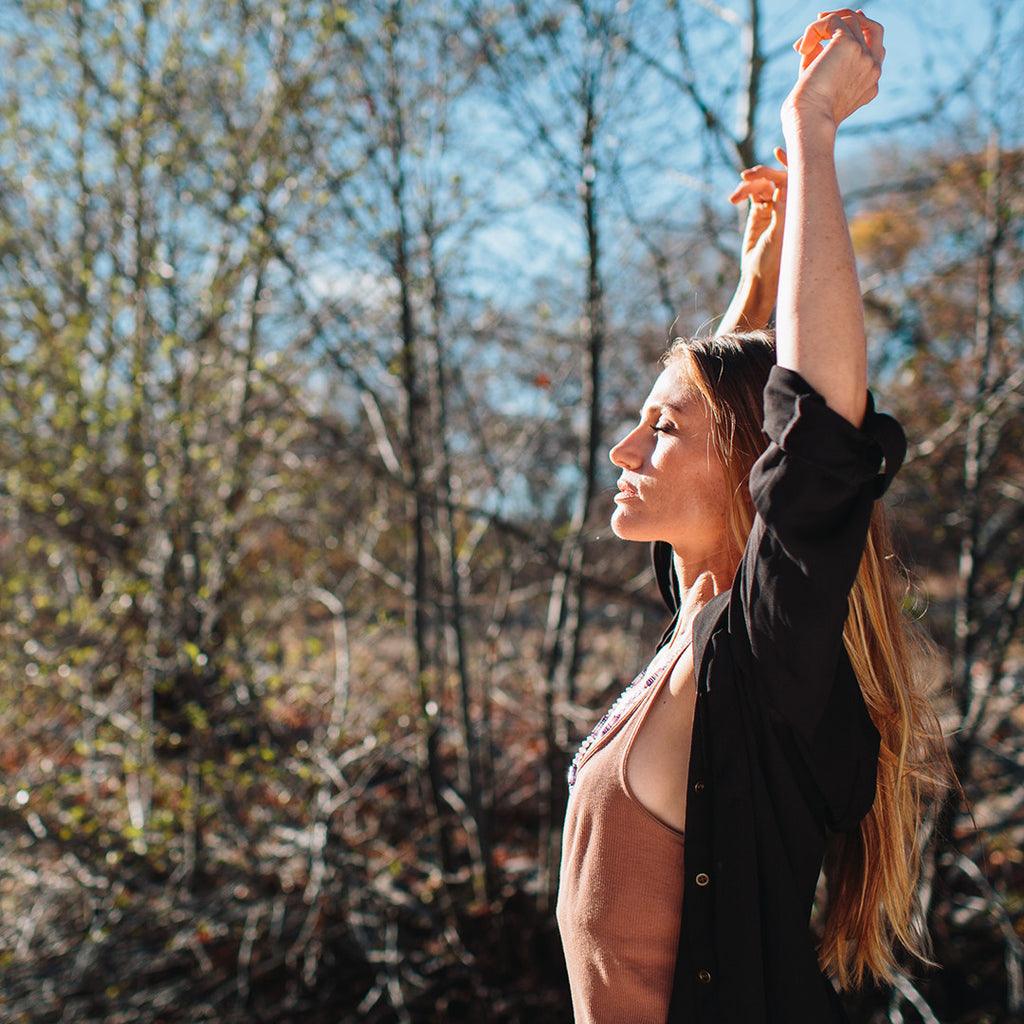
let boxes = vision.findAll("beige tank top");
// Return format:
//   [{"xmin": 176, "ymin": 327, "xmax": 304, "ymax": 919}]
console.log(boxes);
[{"xmin": 555, "ymin": 627, "xmax": 693, "ymax": 1024}]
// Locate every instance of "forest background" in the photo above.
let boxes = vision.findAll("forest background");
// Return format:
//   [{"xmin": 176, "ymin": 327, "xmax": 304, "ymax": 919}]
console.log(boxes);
[{"xmin": 0, "ymin": 0, "xmax": 1022, "ymax": 1021}]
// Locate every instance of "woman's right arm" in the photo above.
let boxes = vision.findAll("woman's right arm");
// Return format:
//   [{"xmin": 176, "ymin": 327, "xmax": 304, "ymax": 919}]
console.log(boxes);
[{"xmin": 716, "ymin": 148, "xmax": 788, "ymax": 336}]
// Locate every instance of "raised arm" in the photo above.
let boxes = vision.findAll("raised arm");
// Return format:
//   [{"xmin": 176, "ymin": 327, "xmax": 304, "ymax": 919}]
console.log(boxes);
[
  {"xmin": 716, "ymin": 148, "xmax": 788, "ymax": 336},
  {"xmin": 776, "ymin": 8, "xmax": 886, "ymax": 426},
  {"xmin": 721, "ymin": 9, "xmax": 905, "ymax": 760}
]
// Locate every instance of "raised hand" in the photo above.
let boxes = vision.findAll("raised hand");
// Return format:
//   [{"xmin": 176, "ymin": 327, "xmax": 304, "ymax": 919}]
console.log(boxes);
[
  {"xmin": 714, "ymin": 147, "xmax": 789, "ymax": 334},
  {"xmin": 729, "ymin": 147, "xmax": 789, "ymax": 284},
  {"xmin": 782, "ymin": 8, "xmax": 885, "ymax": 132}
]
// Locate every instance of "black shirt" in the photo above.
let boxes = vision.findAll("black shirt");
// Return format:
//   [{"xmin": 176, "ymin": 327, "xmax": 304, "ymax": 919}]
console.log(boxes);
[{"xmin": 649, "ymin": 363, "xmax": 908, "ymax": 1024}]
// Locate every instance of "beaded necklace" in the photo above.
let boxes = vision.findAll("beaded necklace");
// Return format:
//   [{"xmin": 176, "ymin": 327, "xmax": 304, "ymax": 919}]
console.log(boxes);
[{"xmin": 567, "ymin": 619, "xmax": 693, "ymax": 791}]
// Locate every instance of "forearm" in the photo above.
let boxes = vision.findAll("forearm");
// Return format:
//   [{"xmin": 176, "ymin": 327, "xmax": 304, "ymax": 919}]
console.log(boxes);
[
  {"xmin": 717, "ymin": 271, "xmax": 776, "ymax": 335},
  {"xmin": 775, "ymin": 117, "xmax": 867, "ymax": 427}
]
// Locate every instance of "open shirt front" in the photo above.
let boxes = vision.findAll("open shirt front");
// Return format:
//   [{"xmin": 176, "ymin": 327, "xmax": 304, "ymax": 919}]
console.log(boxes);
[{"xmin": 649, "ymin": 363, "xmax": 907, "ymax": 1024}]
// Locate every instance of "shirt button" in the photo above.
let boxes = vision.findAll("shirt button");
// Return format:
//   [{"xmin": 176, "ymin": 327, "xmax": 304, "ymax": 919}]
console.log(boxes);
[
  {"xmin": 695, "ymin": 872, "xmax": 710, "ymax": 886},
  {"xmin": 696, "ymin": 968, "xmax": 712, "ymax": 984},
  {"xmin": 693, "ymin": 780, "xmax": 704, "ymax": 792}
]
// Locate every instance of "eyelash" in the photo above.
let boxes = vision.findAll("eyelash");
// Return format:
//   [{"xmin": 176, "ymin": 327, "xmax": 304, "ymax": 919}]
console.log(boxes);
[{"xmin": 650, "ymin": 422, "xmax": 670, "ymax": 434}]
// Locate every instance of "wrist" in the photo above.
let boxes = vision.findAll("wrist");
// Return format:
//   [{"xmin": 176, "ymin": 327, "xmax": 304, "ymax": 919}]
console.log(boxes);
[
  {"xmin": 740, "ymin": 260, "xmax": 780, "ymax": 284},
  {"xmin": 781, "ymin": 105, "xmax": 837, "ymax": 149},
  {"xmin": 722, "ymin": 273, "xmax": 776, "ymax": 334},
  {"xmin": 738, "ymin": 265, "xmax": 779, "ymax": 304}
]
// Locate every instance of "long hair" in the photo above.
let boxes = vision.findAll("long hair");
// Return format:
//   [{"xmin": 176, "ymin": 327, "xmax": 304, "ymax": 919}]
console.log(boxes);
[{"xmin": 659, "ymin": 327, "xmax": 959, "ymax": 991}]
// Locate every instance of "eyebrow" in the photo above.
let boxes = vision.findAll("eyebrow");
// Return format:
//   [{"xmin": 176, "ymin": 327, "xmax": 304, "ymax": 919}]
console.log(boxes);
[{"xmin": 640, "ymin": 401, "xmax": 688, "ymax": 419}]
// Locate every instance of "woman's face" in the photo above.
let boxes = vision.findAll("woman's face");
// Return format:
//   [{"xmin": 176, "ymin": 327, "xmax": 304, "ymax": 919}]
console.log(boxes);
[{"xmin": 608, "ymin": 364, "xmax": 732, "ymax": 555}]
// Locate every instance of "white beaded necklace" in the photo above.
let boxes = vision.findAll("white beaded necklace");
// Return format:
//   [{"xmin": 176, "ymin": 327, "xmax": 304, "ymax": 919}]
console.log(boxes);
[{"xmin": 567, "ymin": 618, "xmax": 693, "ymax": 791}]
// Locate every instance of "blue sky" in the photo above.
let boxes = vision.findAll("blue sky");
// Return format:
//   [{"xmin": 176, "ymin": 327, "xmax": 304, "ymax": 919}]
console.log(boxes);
[
  {"xmin": 441, "ymin": 0, "xmax": 1021, "ymax": 519},
  {"xmin": 453, "ymin": 0, "xmax": 1019, "ymax": 317},
  {"xmin": 771, "ymin": 0, "xmax": 1003, "ymax": 147}
]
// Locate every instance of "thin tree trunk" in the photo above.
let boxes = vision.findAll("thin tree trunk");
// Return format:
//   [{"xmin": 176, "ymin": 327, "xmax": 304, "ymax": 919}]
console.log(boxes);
[
  {"xmin": 927, "ymin": 126, "xmax": 1005, "ymax": 948},
  {"xmin": 125, "ymin": 0, "xmax": 158, "ymax": 852},
  {"xmin": 540, "ymin": 91, "xmax": 606, "ymax": 914},
  {"xmin": 736, "ymin": 0, "xmax": 763, "ymax": 168},
  {"xmin": 423, "ymin": 200, "xmax": 494, "ymax": 907},
  {"xmin": 384, "ymin": 2, "xmax": 460, "ymax": 939}
]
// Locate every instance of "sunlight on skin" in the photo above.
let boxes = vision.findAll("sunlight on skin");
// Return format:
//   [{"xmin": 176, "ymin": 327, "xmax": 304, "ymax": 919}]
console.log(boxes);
[{"xmin": 607, "ymin": 366, "xmax": 736, "ymax": 617}]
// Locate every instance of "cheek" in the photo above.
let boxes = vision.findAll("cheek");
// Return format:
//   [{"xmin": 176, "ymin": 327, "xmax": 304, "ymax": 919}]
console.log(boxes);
[
  {"xmin": 655, "ymin": 439, "xmax": 719, "ymax": 486},
  {"xmin": 702, "ymin": 452, "xmax": 730, "ymax": 500},
  {"xmin": 655, "ymin": 445, "xmax": 730, "ymax": 517}
]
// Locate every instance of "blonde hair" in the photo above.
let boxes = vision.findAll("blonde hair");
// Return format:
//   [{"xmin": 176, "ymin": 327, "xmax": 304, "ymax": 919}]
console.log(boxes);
[{"xmin": 659, "ymin": 328, "xmax": 960, "ymax": 991}]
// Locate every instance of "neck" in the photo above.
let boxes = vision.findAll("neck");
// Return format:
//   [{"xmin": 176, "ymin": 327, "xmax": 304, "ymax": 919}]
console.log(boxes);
[{"xmin": 667, "ymin": 546, "xmax": 737, "ymax": 645}]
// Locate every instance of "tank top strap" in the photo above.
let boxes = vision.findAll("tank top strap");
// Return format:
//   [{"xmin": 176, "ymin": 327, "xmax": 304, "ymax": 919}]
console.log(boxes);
[
  {"xmin": 617, "ymin": 637, "xmax": 692, "ymax": 840},
  {"xmin": 568, "ymin": 629, "xmax": 694, "ymax": 787}
]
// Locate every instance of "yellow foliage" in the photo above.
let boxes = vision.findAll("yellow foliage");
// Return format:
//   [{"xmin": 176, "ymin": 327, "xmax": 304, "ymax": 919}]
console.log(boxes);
[{"xmin": 849, "ymin": 207, "xmax": 923, "ymax": 270}]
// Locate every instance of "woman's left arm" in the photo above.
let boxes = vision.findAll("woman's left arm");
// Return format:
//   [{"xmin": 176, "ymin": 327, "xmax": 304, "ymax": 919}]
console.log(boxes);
[
  {"xmin": 775, "ymin": 9, "xmax": 886, "ymax": 426},
  {"xmin": 722, "ymin": 10, "xmax": 903, "ymax": 753}
]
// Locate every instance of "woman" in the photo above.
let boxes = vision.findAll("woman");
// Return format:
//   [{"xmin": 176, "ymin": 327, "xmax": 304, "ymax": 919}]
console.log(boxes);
[{"xmin": 555, "ymin": 10, "xmax": 957, "ymax": 1024}]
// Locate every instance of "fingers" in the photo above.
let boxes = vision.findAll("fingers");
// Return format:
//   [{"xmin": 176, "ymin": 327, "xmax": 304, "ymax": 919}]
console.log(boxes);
[
  {"xmin": 740, "ymin": 164, "xmax": 787, "ymax": 184},
  {"xmin": 854, "ymin": 9, "xmax": 885, "ymax": 62},
  {"xmin": 729, "ymin": 178, "xmax": 779, "ymax": 205},
  {"xmin": 793, "ymin": 15, "xmax": 839, "ymax": 68},
  {"xmin": 793, "ymin": 10, "xmax": 877, "ymax": 70},
  {"xmin": 799, "ymin": 9, "xmax": 884, "ymax": 65},
  {"xmin": 827, "ymin": 9, "xmax": 885, "ymax": 60},
  {"xmin": 792, "ymin": 23, "xmax": 821, "ymax": 66},
  {"xmin": 837, "ymin": 12, "xmax": 869, "ymax": 52},
  {"xmin": 729, "ymin": 189, "xmax": 774, "ymax": 207},
  {"xmin": 804, "ymin": 14, "xmax": 855, "ymax": 70},
  {"xmin": 731, "ymin": 148, "xmax": 789, "ymax": 204}
]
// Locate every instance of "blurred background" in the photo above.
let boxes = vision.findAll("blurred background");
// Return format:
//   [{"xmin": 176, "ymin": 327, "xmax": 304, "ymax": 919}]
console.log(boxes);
[{"xmin": 0, "ymin": 0, "xmax": 1021, "ymax": 1021}]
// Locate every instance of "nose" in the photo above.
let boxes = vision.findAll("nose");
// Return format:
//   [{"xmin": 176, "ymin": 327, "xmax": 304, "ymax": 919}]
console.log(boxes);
[{"xmin": 609, "ymin": 425, "xmax": 643, "ymax": 470}]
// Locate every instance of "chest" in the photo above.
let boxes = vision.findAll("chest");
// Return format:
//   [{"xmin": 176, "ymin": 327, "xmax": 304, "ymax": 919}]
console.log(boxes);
[{"xmin": 623, "ymin": 643, "xmax": 698, "ymax": 835}]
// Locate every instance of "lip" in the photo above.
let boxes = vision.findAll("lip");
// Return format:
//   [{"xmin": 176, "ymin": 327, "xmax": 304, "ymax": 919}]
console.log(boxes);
[{"xmin": 614, "ymin": 490, "xmax": 640, "ymax": 502}]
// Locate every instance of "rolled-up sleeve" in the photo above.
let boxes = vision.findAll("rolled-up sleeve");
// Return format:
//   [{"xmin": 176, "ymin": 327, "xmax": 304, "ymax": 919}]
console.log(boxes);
[{"xmin": 727, "ymin": 363, "xmax": 907, "ymax": 745}]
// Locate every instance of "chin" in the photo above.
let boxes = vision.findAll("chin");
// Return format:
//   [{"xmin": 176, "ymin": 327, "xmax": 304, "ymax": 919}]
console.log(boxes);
[{"xmin": 610, "ymin": 507, "xmax": 654, "ymax": 542}]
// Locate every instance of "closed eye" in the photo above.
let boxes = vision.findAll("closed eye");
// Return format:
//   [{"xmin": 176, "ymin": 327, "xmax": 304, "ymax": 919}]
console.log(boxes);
[{"xmin": 650, "ymin": 422, "xmax": 671, "ymax": 433}]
